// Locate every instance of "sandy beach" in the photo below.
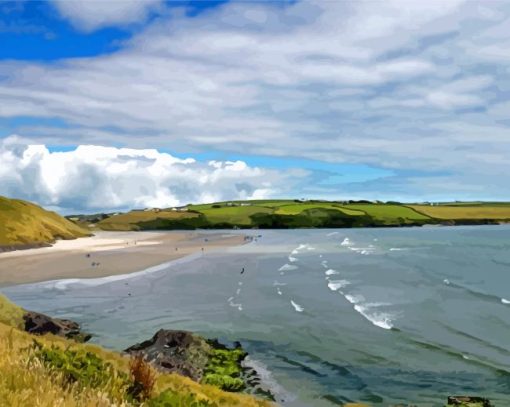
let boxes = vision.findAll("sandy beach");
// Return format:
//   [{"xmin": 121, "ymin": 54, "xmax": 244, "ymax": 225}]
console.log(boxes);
[{"xmin": 0, "ymin": 231, "xmax": 245, "ymax": 286}]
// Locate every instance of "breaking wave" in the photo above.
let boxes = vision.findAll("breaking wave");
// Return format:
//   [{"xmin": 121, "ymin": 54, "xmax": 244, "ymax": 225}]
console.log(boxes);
[
  {"xmin": 279, "ymin": 264, "xmax": 298, "ymax": 272},
  {"xmin": 291, "ymin": 300, "xmax": 304, "ymax": 312},
  {"xmin": 327, "ymin": 280, "xmax": 350, "ymax": 291},
  {"xmin": 342, "ymin": 294, "xmax": 395, "ymax": 330}
]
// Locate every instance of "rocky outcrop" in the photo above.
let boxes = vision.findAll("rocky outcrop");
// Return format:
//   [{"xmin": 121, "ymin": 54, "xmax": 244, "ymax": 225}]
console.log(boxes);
[
  {"xmin": 23, "ymin": 311, "xmax": 91, "ymax": 343},
  {"xmin": 124, "ymin": 329, "xmax": 212, "ymax": 382},
  {"xmin": 125, "ymin": 329, "xmax": 274, "ymax": 399},
  {"xmin": 447, "ymin": 396, "xmax": 492, "ymax": 406}
]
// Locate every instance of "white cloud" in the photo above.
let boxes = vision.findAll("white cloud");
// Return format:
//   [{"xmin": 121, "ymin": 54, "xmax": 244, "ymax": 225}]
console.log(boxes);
[
  {"xmin": 0, "ymin": 137, "xmax": 299, "ymax": 212},
  {"xmin": 1, "ymin": 0, "xmax": 510, "ymax": 200},
  {"xmin": 52, "ymin": 0, "xmax": 163, "ymax": 31}
]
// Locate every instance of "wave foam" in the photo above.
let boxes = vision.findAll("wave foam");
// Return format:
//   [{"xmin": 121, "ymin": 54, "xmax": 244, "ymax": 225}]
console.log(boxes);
[
  {"xmin": 341, "ymin": 293, "xmax": 395, "ymax": 330},
  {"xmin": 344, "ymin": 294, "xmax": 365, "ymax": 304},
  {"xmin": 279, "ymin": 264, "xmax": 298, "ymax": 272},
  {"xmin": 325, "ymin": 269, "xmax": 339, "ymax": 276},
  {"xmin": 340, "ymin": 237, "xmax": 352, "ymax": 246},
  {"xmin": 290, "ymin": 300, "xmax": 304, "ymax": 312},
  {"xmin": 227, "ymin": 297, "xmax": 243, "ymax": 311},
  {"xmin": 349, "ymin": 246, "xmax": 376, "ymax": 255},
  {"xmin": 288, "ymin": 256, "xmax": 298, "ymax": 262},
  {"xmin": 502, "ymin": 298, "xmax": 510, "ymax": 304},
  {"xmin": 328, "ymin": 280, "xmax": 350, "ymax": 291},
  {"xmin": 353, "ymin": 305, "xmax": 393, "ymax": 330}
]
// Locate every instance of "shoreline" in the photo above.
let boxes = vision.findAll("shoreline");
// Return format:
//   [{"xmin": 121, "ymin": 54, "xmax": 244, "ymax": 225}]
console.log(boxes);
[{"xmin": 0, "ymin": 231, "xmax": 246, "ymax": 287}]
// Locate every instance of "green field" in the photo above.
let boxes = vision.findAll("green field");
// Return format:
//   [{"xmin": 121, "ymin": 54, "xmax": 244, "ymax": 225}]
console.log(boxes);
[
  {"xmin": 275, "ymin": 203, "xmax": 365, "ymax": 216},
  {"xmin": 342, "ymin": 204, "xmax": 431, "ymax": 222},
  {"xmin": 65, "ymin": 199, "xmax": 510, "ymax": 231},
  {"xmin": 97, "ymin": 209, "xmax": 199, "ymax": 231},
  {"xmin": 410, "ymin": 205, "xmax": 510, "ymax": 220},
  {"xmin": 199, "ymin": 205, "xmax": 273, "ymax": 225},
  {"xmin": 0, "ymin": 196, "xmax": 90, "ymax": 249}
]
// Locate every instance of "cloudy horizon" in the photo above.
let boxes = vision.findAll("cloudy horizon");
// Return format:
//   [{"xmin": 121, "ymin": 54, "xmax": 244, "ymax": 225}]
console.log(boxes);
[{"xmin": 1, "ymin": 0, "xmax": 509, "ymax": 212}]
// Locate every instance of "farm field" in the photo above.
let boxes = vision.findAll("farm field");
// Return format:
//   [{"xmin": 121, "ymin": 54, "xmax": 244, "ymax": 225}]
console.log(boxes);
[
  {"xmin": 69, "ymin": 200, "xmax": 510, "ymax": 231},
  {"xmin": 410, "ymin": 205, "xmax": 510, "ymax": 220}
]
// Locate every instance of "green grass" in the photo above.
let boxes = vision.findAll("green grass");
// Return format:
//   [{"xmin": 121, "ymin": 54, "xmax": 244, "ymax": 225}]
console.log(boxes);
[
  {"xmin": 341, "ymin": 204, "xmax": 432, "ymax": 223},
  {"xmin": 0, "ymin": 196, "xmax": 90, "ymax": 248},
  {"xmin": 200, "ymin": 206, "xmax": 273, "ymax": 225},
  {"xmin": 81, "ymin": 199, "xmax": 510, "ymax": 231},
  {"xmin": 275, "ymin": 203, "xmax": 365, "ymax": 216},
  {"xmin": 97, "ymin": 209, "xmax": 199, "ymax": 231}
]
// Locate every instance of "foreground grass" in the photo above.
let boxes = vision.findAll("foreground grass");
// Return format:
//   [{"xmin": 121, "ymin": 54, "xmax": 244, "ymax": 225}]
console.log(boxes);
[
  {"xmin": 0, "ymin": 294, "xmax": 272, "ymax": 407},
  {"xmin": 0, "ymin": 196, "xmax": 90, "ymax": 249}
]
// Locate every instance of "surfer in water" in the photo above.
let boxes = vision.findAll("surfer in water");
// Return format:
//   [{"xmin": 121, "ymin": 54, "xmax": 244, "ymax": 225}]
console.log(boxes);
[{"xmin": 240, "ymin": 267, "xmax": 245, "ymax": 275}]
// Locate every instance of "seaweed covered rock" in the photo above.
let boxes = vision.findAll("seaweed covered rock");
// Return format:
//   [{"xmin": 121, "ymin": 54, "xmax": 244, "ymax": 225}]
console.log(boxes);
[
  {"xmin": 125, "ymin": 329, "xmax": 262, "ymax": 394},
  {"xmin": 23, "ymin": 311, "xmax": 91, "ymax": 342}
]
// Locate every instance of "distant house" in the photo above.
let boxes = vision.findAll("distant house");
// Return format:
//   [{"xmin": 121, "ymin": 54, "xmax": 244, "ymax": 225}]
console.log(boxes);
[
  {"xmin": 171, "ymin": 206, "xmax": 188, "ymax": 212},
  {"xmin": 144, "ymin": 208, "xmax": 161, "ymax": 212}
]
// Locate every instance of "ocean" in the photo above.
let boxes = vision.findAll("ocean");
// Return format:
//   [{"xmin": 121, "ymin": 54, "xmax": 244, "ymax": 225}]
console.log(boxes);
[{"xmin": 4, "ymin": 226, "xmax": 510, "ymax": 406}]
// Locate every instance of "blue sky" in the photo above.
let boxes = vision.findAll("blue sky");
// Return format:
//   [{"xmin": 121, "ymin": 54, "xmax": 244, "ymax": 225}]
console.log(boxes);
[{"xmin": 0, "ymin": 0, "xmax": 509, "ymax": 212}]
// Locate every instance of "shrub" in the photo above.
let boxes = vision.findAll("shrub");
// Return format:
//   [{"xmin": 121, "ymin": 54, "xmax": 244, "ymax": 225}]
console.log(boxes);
[{"xmin": 129, "ymin": 353, "xmax": 156, "ymax": 401}]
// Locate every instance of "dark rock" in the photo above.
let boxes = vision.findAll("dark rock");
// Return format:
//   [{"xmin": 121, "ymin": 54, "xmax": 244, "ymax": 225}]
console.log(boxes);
[
  {"xmin": 447, "ymin": 396, "xmax": 492, "ymax": 406},
  {"xmin": 23, "ymin": 311, "xmax": 91, "ymax": 342},
  {"xmin": 124, "ymin": 329, "xmax": 212, "ymax": 382}
]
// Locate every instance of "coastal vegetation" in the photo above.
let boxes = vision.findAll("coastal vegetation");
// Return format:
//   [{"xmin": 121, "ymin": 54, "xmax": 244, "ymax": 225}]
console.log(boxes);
[
  {"xmin": 0, "ymin": 294, "xmax": 272, "ymax": 407},
  {"xmin": 0, "ymin": 196, "xmax": 90, "ymax": 251},
  {"xmin": 70, "ymin": 200, "xmax": 510, "ymax": 231}
]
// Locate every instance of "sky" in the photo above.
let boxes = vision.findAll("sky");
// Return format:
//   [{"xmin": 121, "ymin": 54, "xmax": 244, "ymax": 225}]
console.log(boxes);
[{"xmin": 0, "ymin": 0, "xmax": 509, "ymax": 213}]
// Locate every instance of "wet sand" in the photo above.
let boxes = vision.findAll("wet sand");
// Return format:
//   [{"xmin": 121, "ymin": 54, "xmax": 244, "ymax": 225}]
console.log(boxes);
[{"xmin": 0, "ymin": 231, "xmax": 245, "ymax": 286}]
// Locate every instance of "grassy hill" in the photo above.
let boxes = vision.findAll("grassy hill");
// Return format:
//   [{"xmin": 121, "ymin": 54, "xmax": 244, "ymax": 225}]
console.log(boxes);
[
  {"xmin": 78, "ymin": 200, "xmax": 510, "ymax": 231},
  {"xmin": 0, "ymin": 196, "xmax": 90, "ymax": 250}
]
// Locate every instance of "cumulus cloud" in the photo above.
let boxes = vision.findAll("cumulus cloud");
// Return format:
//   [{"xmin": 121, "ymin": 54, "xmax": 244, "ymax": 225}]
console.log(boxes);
[
  {"xmin": 51, "ymin": 0, "xmax": 163, "ymax": 31},
  {"xmin": 0, "ymin": 137, "xmax": 300, "ymax": 213},
  {"xmin": 1, "ymin": 0, "xmax": 510, "ymax": 199}
]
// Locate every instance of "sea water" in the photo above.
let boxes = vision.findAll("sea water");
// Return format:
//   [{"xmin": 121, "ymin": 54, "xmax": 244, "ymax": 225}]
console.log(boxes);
[{"xmin": 4, "ymin": 226, "xmax": 510, "ymax": 406}]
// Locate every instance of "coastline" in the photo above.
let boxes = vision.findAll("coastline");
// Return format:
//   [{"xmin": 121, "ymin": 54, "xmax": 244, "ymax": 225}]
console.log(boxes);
[{"xmin": 0, "ymin": 230, "xmax": 246, "ymax": 287}]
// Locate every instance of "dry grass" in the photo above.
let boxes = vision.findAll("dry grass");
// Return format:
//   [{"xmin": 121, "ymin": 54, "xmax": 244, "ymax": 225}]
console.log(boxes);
[
  {"xmin": 129, "ymin": 354, "xmax": 156, "ymax": 401},
  {"xmin": 410, "ymin": 205, "xmax": 510, "ymax": 220},
  {"xmin": 0, "ymin": 327, "xmax": 129, "ymax": 407},
  {"xmin": 0, "ymin": 309, "xmax": 273, "ymax": 407},
  {"xmin": 0, "ymin": 196, "xmax": 90, "ymax": 247},
  {"xmin": 0, "ymin": 294, "xmax": 25, "ymax": 329}
]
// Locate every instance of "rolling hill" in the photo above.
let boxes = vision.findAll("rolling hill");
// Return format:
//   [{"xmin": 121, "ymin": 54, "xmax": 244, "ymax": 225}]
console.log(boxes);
[
  {"xmin": 0, "ymin": 196, "xmax": 91, "ymax": 251},
  {"xmin": 71, "ymin": 200, "xmax": 510, "ymax": 231}
]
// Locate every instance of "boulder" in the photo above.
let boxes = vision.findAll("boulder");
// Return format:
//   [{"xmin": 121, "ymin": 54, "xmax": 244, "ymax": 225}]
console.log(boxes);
[
  {"xmin": 23, "ymin": 311, "xmax": 91, "ymax": 342},
  {"xmin": 124, "ymin": 329, "xmax": 212, "ymax": 382}
]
